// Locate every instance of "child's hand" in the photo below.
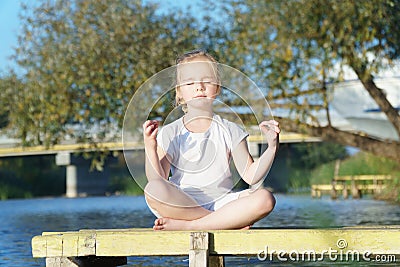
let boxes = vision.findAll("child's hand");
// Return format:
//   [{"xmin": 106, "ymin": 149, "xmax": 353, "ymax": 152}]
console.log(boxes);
[
  {"xmin": 143, "ymin": 120, "xmax": 159, "ymax": 149},
  {"xmin": 259, "ymin": 120, "xmax": 280, "ymax": 148}
]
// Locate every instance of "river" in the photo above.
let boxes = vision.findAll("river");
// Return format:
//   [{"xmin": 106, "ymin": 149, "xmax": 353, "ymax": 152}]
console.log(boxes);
[{"xmin": 1, "ymin": 194, "xmax": 399, "ymax": 266}]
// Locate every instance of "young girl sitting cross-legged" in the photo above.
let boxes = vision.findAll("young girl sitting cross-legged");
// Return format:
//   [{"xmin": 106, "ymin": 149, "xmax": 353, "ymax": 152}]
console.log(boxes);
[{"xmin": 142, "ymin": 49, "xmax": 280, "ymax": 230}]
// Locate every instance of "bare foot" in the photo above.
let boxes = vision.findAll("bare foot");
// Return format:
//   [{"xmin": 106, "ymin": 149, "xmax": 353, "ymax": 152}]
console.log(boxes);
[
  {"xmin": 153, "ymin": 218, "xmax": 253, "ymax": 231},
  {"xmin": 153, "ymin": 217, "xmax": 191, "ymax": 230}
]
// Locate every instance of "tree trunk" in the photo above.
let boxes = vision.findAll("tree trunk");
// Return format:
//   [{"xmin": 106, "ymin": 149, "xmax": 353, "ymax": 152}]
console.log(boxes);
[
  {"xmin": 352, "ymin": 65, "xmax": 400, "ymax": 139},
  {"xmin": 279, "ymin": 117, "xmax": 400, "ymax": 163}
]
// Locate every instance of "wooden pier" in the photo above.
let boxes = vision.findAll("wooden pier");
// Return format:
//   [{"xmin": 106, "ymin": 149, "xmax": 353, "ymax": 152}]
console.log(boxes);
[
  {"xmin": 32, "ymin": 227, "xmax": 400, "ymax": 266},
  {"xmin": 311, "ymin": 175, "xmax": 392, "ymax": 199}
]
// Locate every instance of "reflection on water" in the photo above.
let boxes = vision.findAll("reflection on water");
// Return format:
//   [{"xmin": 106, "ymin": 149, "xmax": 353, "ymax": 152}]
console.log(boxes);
[{"xmin": 1, "ymin": 194, "xmax": 400, "ymax": 266}]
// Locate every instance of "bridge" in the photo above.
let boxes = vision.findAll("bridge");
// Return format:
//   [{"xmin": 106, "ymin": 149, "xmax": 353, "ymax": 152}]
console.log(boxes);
[
  {"xmin": 0, "ymin": 132, "xmax": 321, "ymax": 157},
  {"xmin": 0, "ymin": 132, "xmax": 321, "ymax": 198}
]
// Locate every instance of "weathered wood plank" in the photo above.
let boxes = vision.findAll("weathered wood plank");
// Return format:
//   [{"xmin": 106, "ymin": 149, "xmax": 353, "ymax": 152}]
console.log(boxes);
[
  {"xmin": 312, "ymin": 184, "xmax": 345, "ymax": 191},
  {"xmin": 334, "ymin": 175, "xmax": 392, "ymax": 181},
  {"xmin": 32, "ymin": 227, "xmax": 400, "ymax": 260},
  {"xmin": 32, "ymin": 235, "xmax": 47, "ymax": 258},
  {"xmin": 46, "ymin": 235, "xmax": 64, "ymax": 257},
  {"xmin": 189, "ymin": 232, "xmax": 209, "ymax": 267},
  {"xmin": 210, "ymin": 229, "xmax": 400, "ymax": 255},
  {"xmin": 62, "ymin": 234, "xmax": 79, "ymax": 256},
  {"xmin": 33, "ymin": 232, "xmax": 95, "ymax": 258},
  {"xmin": 77, "ymin": 231, "xmax": 96, "ymax": 256},
  {"xmin": 95, "ymin": 230, "xmax": 191, "ymax": 256},
  {"xmin": 46, "ymin": 257, "xmax": 78, "ymax": 267}
]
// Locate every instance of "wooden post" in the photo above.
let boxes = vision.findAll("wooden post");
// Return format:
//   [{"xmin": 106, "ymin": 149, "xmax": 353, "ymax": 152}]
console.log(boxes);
[
  {"xmin": 334, "ymin": 159, "xmax": 341, "ymax": 178},
  {"xmin": 330, "ymin": 180, "xmax": 337, "ymax": 200},
  {"xmin": 209, "ymin": 255, "xmax": 225, "ymax": 267},
  {"xmin": 311, "ymin": 187, "xmax": 316, "ymax": 198},
  {"xmin": 374, "ymin": 177, "xmax": 381, "ymax": 195},
  {"xmin": 351, "ymin": 178, "xmax": 360, "ymax": 199},
  {"xmin": 189, "ymin": 232, "xmax": 209, "ymax": 267},
  {"xmin": 342, "ymin": 183, "xmax": 348, "ymax": 199},
  {"xmin": 46, "ymin": 257, "xmax": 78, "ymax": 267}
]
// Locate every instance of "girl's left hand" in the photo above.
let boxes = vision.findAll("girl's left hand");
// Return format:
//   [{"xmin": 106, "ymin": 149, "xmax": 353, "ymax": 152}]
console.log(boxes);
[{"xmin": 259, "ymin": 120, "xmax": 280, "ymax": 148}]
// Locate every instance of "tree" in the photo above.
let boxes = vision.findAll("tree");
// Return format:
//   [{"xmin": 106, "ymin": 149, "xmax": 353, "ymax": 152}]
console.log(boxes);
[
  {"xmin": 208, "ymin": 0, "xmax": 400, "ymax": 162},
  {"xmin": 8, "ymin": 0, "xmax": 201, "ymax": 147},
  {"xmin": 0, "ymin": 74, "xmax": 14, "ymax": 130}
]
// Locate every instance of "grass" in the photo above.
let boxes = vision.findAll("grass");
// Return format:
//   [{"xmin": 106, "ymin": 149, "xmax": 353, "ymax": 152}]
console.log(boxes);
[
  {"xmin": 310, "ymin": 151, "xmax": 399, "ymax": 185},
  {"xmin": 308, "ymin": 151, "xmax": 400, "ymax": 201}
]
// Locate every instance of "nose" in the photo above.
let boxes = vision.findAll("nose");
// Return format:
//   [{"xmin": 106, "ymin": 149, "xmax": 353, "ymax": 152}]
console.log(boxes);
[{"xmin": 196, "ymin": 81, "xmax": 205, "ymax": 91}]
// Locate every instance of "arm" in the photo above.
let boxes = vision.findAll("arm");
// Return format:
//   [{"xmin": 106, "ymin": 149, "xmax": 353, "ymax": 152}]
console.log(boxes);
[
  {"xmin": 232, "ymin": 120, "xmax": 280, "ymax": 186},
  {"xmin": 143, "ymin": 120, "xmax": 170, "ymax": 181}
]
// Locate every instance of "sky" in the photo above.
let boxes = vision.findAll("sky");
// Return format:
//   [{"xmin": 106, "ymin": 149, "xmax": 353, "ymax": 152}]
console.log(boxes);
[
  {"xmin": 0, "ymin": 0, "xmax": 200, "ymax": 73},
  {"xmin": 0, "ymin": 0, "xmax": 23, "ymax": 72}
]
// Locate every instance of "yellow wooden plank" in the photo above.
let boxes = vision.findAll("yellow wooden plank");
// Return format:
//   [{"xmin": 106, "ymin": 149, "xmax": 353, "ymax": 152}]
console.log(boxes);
[
  {"xmin": 77, "ymin": 231, "xmax": 96, "ymax": 256},
  {"xmin": 311, "ymin": 184, "xmax": 344, "ymax": 191},
  {"xmin": 96, "ymin": 228, "xmax": 400, "ymax": 256},
  {"xmin": 42, "ymin": 231, "xmax": 77, "ymax": 236},
  {"xmin": 80, "ymin": 228, "xmax": 154, "ymax": 233},
  {"xmin": 209, "ymin": 229, "xmax": 400, "ymax": 255},
  {"xmin": 95, "ymin": 230, "xmax": 191, "ymax": 256},
  {"xmin": 32, "ymin": 228, "xmax": 400, "ymax": 259},
  {"xmin": 46, "ymin": 234, "xmax": 64, "ymax": 257},
  {"xmin": 31, "ymin": 235, "xmax": 47, "ymax": 258},
  {"xmin": 62, "ymin": 233, "xmax": 79, "ymax": 256},
  {"xmin": 343, "ymin": 225, "xmax": 400, "ymax": 229},
  {"xmin": 335, "ymin": 175, "xmax": 392, "ymax": 181}
]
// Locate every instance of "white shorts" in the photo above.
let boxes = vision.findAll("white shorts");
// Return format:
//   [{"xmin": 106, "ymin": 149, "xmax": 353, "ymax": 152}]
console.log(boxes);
[{"xmin": 146, "ymin": 189, "xmax": 248, "ymax": 218}]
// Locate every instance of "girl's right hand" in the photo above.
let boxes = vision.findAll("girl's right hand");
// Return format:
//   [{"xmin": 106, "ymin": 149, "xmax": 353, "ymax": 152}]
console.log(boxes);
[{"xmin": 143, "ymin": 120, "xmax": 159, "ymax": 149}]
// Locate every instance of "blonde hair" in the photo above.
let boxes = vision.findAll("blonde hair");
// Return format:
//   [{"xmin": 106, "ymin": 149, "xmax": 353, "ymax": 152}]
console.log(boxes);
[{"xmin": 175, "ymin": 49, "xmax": 221, "ymax": 113}]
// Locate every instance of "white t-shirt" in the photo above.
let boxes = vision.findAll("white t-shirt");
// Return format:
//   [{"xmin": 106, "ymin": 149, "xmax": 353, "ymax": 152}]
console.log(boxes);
[{"xmin": 157, "ymin": 114, "xmax": 249, "ymax": 206}]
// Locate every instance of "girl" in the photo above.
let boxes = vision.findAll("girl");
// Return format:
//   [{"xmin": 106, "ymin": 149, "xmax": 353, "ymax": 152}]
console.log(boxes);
[{"xmin": 143, "ymin": 50, "xmax": 280, "ymax": 230}]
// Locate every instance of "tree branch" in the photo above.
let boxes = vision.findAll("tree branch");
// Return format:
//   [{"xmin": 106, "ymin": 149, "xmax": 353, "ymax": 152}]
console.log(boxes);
[
  {"xmin": 351, "ymin": 62, "xmax": 400, "ymax": 139},
  {"xmin": 277, "ymin": 117, "xmax": 400, "ymax": 162}
]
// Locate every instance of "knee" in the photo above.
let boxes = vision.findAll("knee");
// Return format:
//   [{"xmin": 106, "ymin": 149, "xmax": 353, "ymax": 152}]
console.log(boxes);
[
  {"xmin": 144, "ymin": 179, "xmax": 170, "ymax": 204},
  {"xmin": 253, "ymin": 189, "xmax": 276, "ymax": 217}
]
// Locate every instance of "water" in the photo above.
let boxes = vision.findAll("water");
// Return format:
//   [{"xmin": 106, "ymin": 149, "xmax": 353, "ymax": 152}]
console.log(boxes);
[{"xmin": 1, "ymin": 194, "xmax": 400, "ymax": 266}]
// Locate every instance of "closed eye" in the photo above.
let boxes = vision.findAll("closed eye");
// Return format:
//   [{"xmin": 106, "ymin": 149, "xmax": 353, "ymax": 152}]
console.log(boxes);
[{"xmin": 180, "ymin": 81, "xmax": 195, "ymax": 86}]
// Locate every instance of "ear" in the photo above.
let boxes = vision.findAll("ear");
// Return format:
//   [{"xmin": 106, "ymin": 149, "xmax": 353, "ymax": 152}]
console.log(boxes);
[{"xmin": 175, "ymin": 87, "xmax": 183, "ymax": 106}]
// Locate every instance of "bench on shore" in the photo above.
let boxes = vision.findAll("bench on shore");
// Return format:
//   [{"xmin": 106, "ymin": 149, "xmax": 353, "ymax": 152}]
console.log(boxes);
[
  {"xmin": 32, "ymin": 227, "xmax": 400, "ymax": 266},
  {"xmin": 311, "ymin": 175, "xmax": 392, "ymax": 199}
]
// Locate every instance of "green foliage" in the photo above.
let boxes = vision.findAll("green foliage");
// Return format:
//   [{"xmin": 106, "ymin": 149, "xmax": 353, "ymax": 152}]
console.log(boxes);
[
  {"xmin": 290, "ymin": 142, "xmax": 347, "ymax": 170},
  {"xmin": 309, "ymin": 151, "xmax": 400, "ymax": 185},
  {"xmin": 2, "ymin": 0, "xmax": 400, "ymax": 198},
  {"xmin": 270, "ymin": 142, "xmax": 347, "ymax": 191},
  {"xmin": 338, "ymin": 152, "xmax": 399, "ymax": 176},
  {"xmin": 108, "ymin": 156, "xmax": 144, "ymax": 196},
  {"xmin": 286, "ymin": 142, "xmax": 347, "ymax": 189},
  {"xmin": 109, "ymin": 176, "xmax": 144, "ymax": 196},
  {"xmin": 3, "ymin": 0, "xmax": 400, "ymax": 153},
  {"xmin": 0, "ymin": 155, "xmax": 65, "ymax": 199},
  {"xmin": 0, "ymin": 73, "xmax": 23, "ymax": 131},
  {"xmin": 9, "ymin": 0, "xmax": 202, "ymax": 146},
  {"xmin": 214, "ymin": 0, "xmax": 400, "ymax": 126}
]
